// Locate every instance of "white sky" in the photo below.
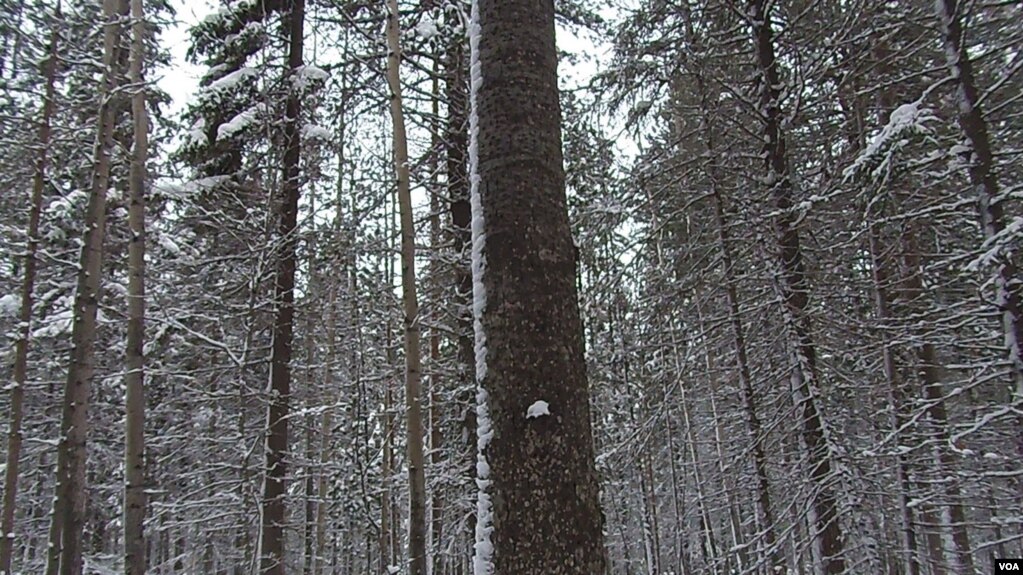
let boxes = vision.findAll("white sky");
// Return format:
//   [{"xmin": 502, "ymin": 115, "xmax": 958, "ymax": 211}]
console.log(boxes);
[{"xmin": 157, "ymin": 0, "xmax": 212, "ymax": 117}]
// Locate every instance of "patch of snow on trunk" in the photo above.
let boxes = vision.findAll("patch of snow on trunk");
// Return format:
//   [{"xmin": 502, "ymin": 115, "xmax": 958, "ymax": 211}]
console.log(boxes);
[{"xmin": 468, "ymin": 1, "xmax": 493, "ymax": 574}]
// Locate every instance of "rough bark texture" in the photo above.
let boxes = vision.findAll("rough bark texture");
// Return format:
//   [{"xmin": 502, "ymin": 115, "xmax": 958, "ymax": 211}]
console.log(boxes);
[
  {"xmin": 123, "ymin": 0, "xmax": 149, "ymax": 570},
  {"xmin": 747, "ymin": 0, "xmax": 845, "ymax": 571},
  {"xmin": 46, "ymin": 1, "xmax": 122, "ymax": 572},
  {"xmin": 0, "ymin": 5, "xmax": 60, "ymax": 572},
  {"xmin": 471, "ymin": 0, "xmax": 607, "ymax": 572},
  {"xmin": 258, "ymin": 0, "xmax": 304, "ymax": 572},
  {"xmin": 384, "ymin": 1, "xmax": 429, "ymax": 572}
]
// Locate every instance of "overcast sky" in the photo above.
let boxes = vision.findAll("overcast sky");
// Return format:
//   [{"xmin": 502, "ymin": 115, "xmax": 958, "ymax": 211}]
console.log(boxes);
[{"xmin": 157, "ymin": 0, "xmax": 211, "ymax": 118}]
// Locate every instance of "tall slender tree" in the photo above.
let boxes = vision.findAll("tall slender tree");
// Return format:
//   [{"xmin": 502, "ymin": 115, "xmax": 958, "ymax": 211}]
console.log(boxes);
[
  {"xmin": 383, "ymin": 0, "xmax": 428, "ymax": 573},
  {"xmin": 122, "ymin": 0, "xmax": 149, "ymax": 570},
  {"xmin": 746, "ymin": 0, "xmax": 845, "ymax": 571},
  {"xmin": 45, "ymin": 0, "xmax": 123, "ymax": 572},
  {"xmin": 0, "ymin": 3, "xmax": 61, "ymax": 572},
  {"xmin": 259, "ymin": 0, "xmax": 305, "ymax": 572},
  {"xmin": 935, "ymin": 0, "xmax": 1023, "ymax": 452}
]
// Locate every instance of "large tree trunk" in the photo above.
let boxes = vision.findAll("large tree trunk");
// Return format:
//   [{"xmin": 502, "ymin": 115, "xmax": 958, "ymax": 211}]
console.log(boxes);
[
  {"xmin": 258, "ymin": 0, "xmax": 304, "ymax": 572},
  {"xmin": 746, "ymin": 0, "xmax": 846, "ymax": 571},
  {"xmin": 45, "ymin": 0, "xmax": 122, "ymax": 572},
  {"xmin": 0, "ymin": 4, "xmax": 60, "ymax": 572},
  {"xmin": 468, "ymin": 0, "xmax": 607, "ymax": 572},
  {"xmin": 383, "ymin": 1, "xmax": 428, "ymax": 572},
  {"xmin": 123, "ymin": 0, "xmax": 149, "ymax": 570}
]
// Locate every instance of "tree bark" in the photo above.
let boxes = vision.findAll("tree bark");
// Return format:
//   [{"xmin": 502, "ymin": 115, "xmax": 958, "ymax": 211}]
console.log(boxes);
[
  {"xmin": 258, "ymin": 0, "xmax": 304, "ymax": 571},
  {"xmin": 381, "ymin": 382, "xmax": 394, "ymax": 575},
  {"xmin": 0, "ymin": 3, "xmax": 60, "ymax": 572},
  {"xmin": 469, "ymin": 0, "xmax": 607, "ymax": 572},
  {"xmin": 314, "ymin": 278, "xmax": 337, "ymax": 575},
  {"xmin": 45, "ymin": 0, "xmax": 122, "ymax": 572},
  {"xmin": 123, "ymin": 0, "xmax": 149, "ymax": 569},
  {"xmin": 383, "ymin": 1, "xmax": 428, "ymax": 572}
]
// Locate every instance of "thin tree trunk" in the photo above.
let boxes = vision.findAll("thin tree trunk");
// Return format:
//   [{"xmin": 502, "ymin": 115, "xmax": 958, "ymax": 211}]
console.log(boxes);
[
  {"xmin": 663, "ymin": 401, "xmax": 692, "ymax": 575},
  {"xmin": 443, "ymin": 21, "xmax": 475, "ymax": 563},
  {"xmin": 0, "ymin": 4, "xmax": 60, "ymax": 572},
  {"xmin": 123, "ymin": 0, "xmax": 149, "ymax": 569},
  {"xmin": 707, "ymin": 163, "xmax": 780, "ymax": 572},
  {"xmin": 935, "ymin": 0, "xmax": 1023, "ymax": 410},
  {"xmin": 384, "ymin": 1, "xmax": 428, "ymax": 572},
  {"xmin": 696, "ymin": 302, "xmax": 749, "ymax": 573},
  {"xmin": 936, "ymin": 5, "xmax": 1023, "ymax": 529},
  {"xmin": 46, "ymin": 0, "xmax": 122, "ymax": 572},
  {"xmin": 677, "ymin": 372, "xmax": 720, "ymax": 570},
  {"xmin": 314, "ymin": 276, "xmax": 337, "ymax": 575},
  {"xmin": 258, "ymin": 0, "xmax": 305, "ymax": 571},
  {"xmin": 867, "ymin": 225, "xmax": 921, "ymax": 575},
  {"xmin": 304, "ymin": 421, "xmax": 316, "ymax": 575},
  {"xmin": 315, "ymin": 109, "xmax": 352, "ymax": 575},
  {"xmin": 642, "ymin": 454, "xmax": 662, "ymax": 574},
  {"xmin": 381, "ymin": 382, "xmax": 394, "ymax": 575},
  {"xmin": 303, "ymin": 201, "xmax": 319, "ymax": 575},
  {"xmin": 468, "ymin": 0, "xmax": 607, "ymax": 571},
  {"xmin": 638, "ymin": 454, "xmax": 656, "ymax": 575},
  {"xmin": 673, "ymin": 4, "xmax": 781, "ymax": 561},
  {"xmin": 428, "ymin": 66, "xmax": 445, "ymax": 575},
  {"xmin": 898, "ymin": 230, "xmax": 975, "ymax": 574},
  {"xmin": 746, "ymin": 0, "xmax": 846, "ymax": 571}
]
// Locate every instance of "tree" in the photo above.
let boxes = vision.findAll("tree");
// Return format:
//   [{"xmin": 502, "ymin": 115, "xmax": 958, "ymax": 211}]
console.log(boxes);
[
  {"xmin": 383, "ymin": 1, "xmax": 428, "ymax": 573},
  {"xmin": 745, "ymin": 0, "xmax": 846, "ymax": 570},
  {"xmin": 0, "ymin": 3, "xmax": 60, "ymax": 572},
  {"xmin": 935, "ymin": 0, "xmax": 1023, "ymax": 457},
  {"xmin": 45, "ymin": 0, "xmax": 123, "ymax": 572},
  {"xmin": 259, "ymin": 0, "xmax": 306, "ymax": 571},
  {"xmin": 122, "ymin": 0, "xmax": 149, "ymax": 569},
  {"xmin": 468, "ymin": 0, "xmax": 607, "ymax": 572}
]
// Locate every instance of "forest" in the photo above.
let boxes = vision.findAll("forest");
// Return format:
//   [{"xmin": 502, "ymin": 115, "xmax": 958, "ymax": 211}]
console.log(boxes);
[{"xmin": 0, "ymin": 0, "xmax": 1021, "ymax": 574}]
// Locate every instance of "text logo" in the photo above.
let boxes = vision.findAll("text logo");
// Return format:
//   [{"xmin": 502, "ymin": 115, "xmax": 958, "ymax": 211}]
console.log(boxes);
[{"xmin": 995, "ymin": 559, "xmax": 1022, "ymax": 574}]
